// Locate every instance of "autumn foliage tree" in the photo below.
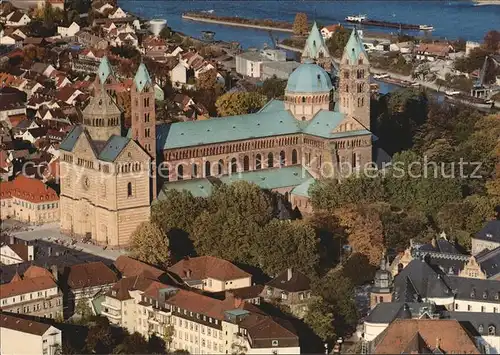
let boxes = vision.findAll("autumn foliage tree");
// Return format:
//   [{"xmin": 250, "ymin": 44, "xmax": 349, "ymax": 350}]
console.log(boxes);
[
  {"xmin": 215, "ymin": 92, "xmax": 266, "ymax": 117},
  {"xmin": 196, "ymin": 68, "xmax": 218, "ymax": 90},
  {"xmin": 292, "ymin": 12, "xmax": 309, "ymax": 36},
  {"xmin": 335, "ymin": 206, "xmax": 384, "ymax": 266}
]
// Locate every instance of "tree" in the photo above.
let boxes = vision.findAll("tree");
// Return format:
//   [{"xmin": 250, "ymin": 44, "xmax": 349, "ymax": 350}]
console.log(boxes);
[
  {"xmin": 340, "ymin": 252, "xmax": 377, "ymax": 286},
  {"xmin": 304, "ymin": 297, "xmax": 336, "ymax": 342},
  {"xmin": 292, "ymin": 13, "xmax": 308, "ymax": 36},
  {"xmin": 197, "ymin": 68, "xmax": 218, "ymax": 90},
  {"xmin": 159, "ymin": 26, "xmax": 172, "ymax": 40},
  {"xmin": 85, "ymin": 317, "xmax": 115, "ymax": 354},
  {"xmin": 148, "ymin": 334, "xmax": 166, "ymax": 354},
  {"xmin": 258, "ymin": 75, "xmax": 287, "ymax": 100},
  {"xmin": 115, "ymin": 91, "xmax": 131, "ymax": 127},
  {"xmin": 484, "ymin": 30, "xmax": 500, "ymax": 52},
  {"xmin": 215, "ymin": 92, "xmax": 266, "ymax": 117},
  {"xmin": 312, "ymin": 271, "xmax": 358, "ymax": 337},
  {"xmin": 326, "ymin": 27, "xmax": 351, "ymax": 57},
  {"xmin": 335, "ymin": 206, "xmax": 384, "ymax": 266},
  {"xmin": 113, "ymin": 332, "xmax": 148, "ymax": 354},
  {"xmin": 163, "ymin": 325, "xmax": 174, "ymax": 350},
  {"xmin": 256, "ymin": 219, "xmax": 320, "ymax": 277},
  {"xmin": 75, "ymin": 298, "xmax": 93, "ymax": 319},
  {"xmin": 130, "ymin": 221, "xmax": 171, "ymax": 268}
]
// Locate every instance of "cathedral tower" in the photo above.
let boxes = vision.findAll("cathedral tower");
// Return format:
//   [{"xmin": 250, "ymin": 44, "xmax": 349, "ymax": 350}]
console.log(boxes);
[
  {"xmin": 370, "ymin": 254, "xmax": 393, "ymax": 309},
  {"xmin": 131, "ymin": 63, "xmax": 157, "ymax": 198},
  {"xmin": 301, "ymin": 22, "xmax": 332, "ymax": 71},
  {"xmin": 94, "ymin": 56, "xmax": 119, "ymax": 97},
  {"xmin": 82, "ymin": 89, "xmax": 122, "ymax": 141},
  {"xmin": 338, "ymin": 30, "xmax": 370, "ymax": 129}
]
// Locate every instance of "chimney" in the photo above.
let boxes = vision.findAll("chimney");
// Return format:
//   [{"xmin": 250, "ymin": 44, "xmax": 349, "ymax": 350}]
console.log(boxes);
[
  {"xmin": 431, "ymin": 237, "xmax": 437, "ymax": 249},
  {"xmin": 47, "ymin": 246, "xmax": 52, "ymax": 256},
  {"xmin": 9, "ymin": 235, "xmax": 14, "ymax": 244},
  {"xmin": 287, "ymin": 268, "xmax": 292, "ymax": 281},
  {"xmin": 27, "ymin": 245, "xmax": 34, "ymax": 261},
  {"xmin": 185, "ymin": 269, "xmax": 191, "ymax": 278}
]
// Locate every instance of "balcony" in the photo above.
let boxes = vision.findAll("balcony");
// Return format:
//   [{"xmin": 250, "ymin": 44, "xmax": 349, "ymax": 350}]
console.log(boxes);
[
  {"xmin": 101, "ymin": 302, "xmax": 121, "ymax": 311},
  {"xmin": 101, "ymin": 308, "xmax": 121, "ymax": 320}
]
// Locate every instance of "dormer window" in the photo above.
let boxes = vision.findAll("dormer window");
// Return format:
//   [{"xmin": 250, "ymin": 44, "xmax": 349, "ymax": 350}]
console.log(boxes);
[
  {"xmin": 478, "ymin": 325, "xmax": 484, "ymax": 333},
  {"xmin": 483, "ymin": 291, "xmax": 488, "ymax": 299},
  {"xmin": 486, "ymin": 233, "xmax": 493, "ymax": 238},
  {"xmin": 281, "ymin": 292, "xmax": 288, "ymax": 300},
  {"xmin": 489, "ymin": 326, "xmax": 496, "ymax": 336},
  {"xmin": 272, "ymin": 340, "xmax": 279, "ymax": 347},
  {"xmin": 470, "ymin": 289, "xmax": 476, "ymax": 298}
]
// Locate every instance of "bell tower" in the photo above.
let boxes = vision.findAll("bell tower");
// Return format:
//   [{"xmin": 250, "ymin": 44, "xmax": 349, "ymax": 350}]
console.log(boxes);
[
  {"xmin": 339, "ymin": 29, "xmax": 370, "ymax": 130},
  {"xmin": 370, "ymin": 253, "xmax": 393, "ymax": 309},
  {"xmin": 131, "ymin": 63, "xmax": 157, "ymax": 199}
]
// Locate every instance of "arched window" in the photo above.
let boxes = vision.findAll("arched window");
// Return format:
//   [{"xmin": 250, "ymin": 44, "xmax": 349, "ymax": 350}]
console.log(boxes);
[
  {"xmin": 301, "ymin": 96, "xmax": 305, "ymax": 103},
  {"xmin": 205, "ymin": 161, "xmax": 211, "ymax": 177},
  {"xmin": 292, "ymin": 149, "xmax": 298, "ymax": 164},
  {"xmin": 256, "ymin": 154, "xmax": 262, "ymax": 170},
  {"xmin": 231, "ymin": 158, "xmax": 237, "ymax": 174},
  {"xmin": 379, "ymin": 296, "xmax": 383, "ymax": 303},
  {"xmin": 192, "ymin": 164, "xmax": 198, "ymax": 178},
  {"xmin": 279, "ymin": 151, "xmax": 285, "ymax": 167},
  {"xmin": 177, "ymin": 165, "xmax": 183, "ymax": 180},
  {"xmin": 243, "ymin": 156, "xmax": 249, "ymax": 171},
  {"xmin": 127, "ymin": 182, "xmax": 132, "ymax": 197},
  {"xmin": 479, "ymin": 325, "xmax": 484, "ymax": 333},
  {"xmin": 488, "ymin": 326, "xmax": 496, "ymax": 336},
  {"xmin": 218, "ymin": 159, "xmax": 224, "ymax": 175},
  {"xmin": 268, "ymin": 153, "xmax": 274, "ymax": 168}
]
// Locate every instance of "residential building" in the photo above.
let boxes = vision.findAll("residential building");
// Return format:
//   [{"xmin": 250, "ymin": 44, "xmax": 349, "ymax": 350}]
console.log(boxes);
[
  {"xmin": 389, "ymin": 41, "xmax": 414, "ymax": 54},
  {"xmin": 0, "ymin": 87, "xmax": 26, "ymax": 121},
  {"xmin": 109, "ymin": 7, "xmax": 127, "ymax": 19},
  {"xmin": 0, "ymin": 243, "xmax": 34, "ymax": 265},
  {"xmin": 368, "ymin": 319, "xmax": 481, "ymax": 354},
  {"xmin": 466, "ymin": 41, "xmax": 481, "ymax": 56},
  {"xmin": 235, "ymin": 49, "xmax": 286, "ymax": 78},
  {"xmin": 0, "ymin": 265, "xmax": 63, "ymax": 319},
  {"xmin": 75, "ymin": 31, "xmax": 109, "ymax": 50},
  {"xmin": 414, "ymin": 43, "xmax": 454, "ymax": 61},
  {"xmin": 57, "ymin": 22, "xmax": 80, "ymax": 38},
  {"xmin": 320, "ymin": 24, "xmax": 342, "ymax": 39},
  {"xmin": 0, "ymin": 312, "xmax": 62, "ymax": 355},
  {"xmin": 170, "ymin": 62, "xmax": 191, "ymax": 88},
  {"xmin": 262, "ymin": 268, "xmax": 311, "ymax": 318},
  {"xmin": 60, "ymin": 261, "xmax": 118, "ymax": 318},
  {"xmin": 472, "ymin": 220, "xmax": 500, "ymax": 255},
  {"xmin": 459, "ymin": 247, "xmax": 500, "ymax": 280},
  {"xmin": 168, "ymin": 256, "xmax": 252, "ymax": 292},
  {"xmin": 135, "ymin": 286, "xmax": 300, "ymax": 354},
  {"xmin": 0, "ymin": 175, "xmax": 59, "ymax": 224},
  {"xmin": 5, "ymin": 11, "xmax": 31, "ymax": 27}
]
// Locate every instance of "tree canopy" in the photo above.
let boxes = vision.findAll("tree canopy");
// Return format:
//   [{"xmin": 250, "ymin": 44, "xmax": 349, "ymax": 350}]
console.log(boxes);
[
  {"xmin": 292, "ymin": 13, "xmax": 309, "ymax": 36},
  {"xmin": 215, "ymin": 92, "xmax": 267, "ymax": 117},
  {"xmin": 130, "ymin": 221, "xmax": 171, "ymax": 268}
]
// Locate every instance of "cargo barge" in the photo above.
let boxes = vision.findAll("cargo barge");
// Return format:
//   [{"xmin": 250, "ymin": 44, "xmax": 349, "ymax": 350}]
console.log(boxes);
[{"xmin": 345, "ymin": 15, "xmax": 433, "ymax": 31}]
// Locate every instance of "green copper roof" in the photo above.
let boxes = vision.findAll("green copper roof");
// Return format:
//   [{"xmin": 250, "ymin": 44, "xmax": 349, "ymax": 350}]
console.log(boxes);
[
  {"xmin": 286, "ymin": 62, "xmax": 333, "ymax": 93},
  {"xmin": 60, "ymin": 125, "xmax": 84, "ymax": 152},
  {"xmin": 158, "ymin": 166, "xmax": 313, "ymax": 199},
  {"xmin": 97, "ymin": 56, "xmax": 114, "ymax": 84},
  {"xmin": 291, "ymin": 177, "xmax": 316, "ymax": 197},
  {"xmin": 159, "ymin": 178, "xmax": 215, "ymax": 198},
  {"xmin": 98, "ymin": 135, "xmax": 130, "ymax": 162},
  {"xmin": 303, "ymin": 21, "xmax": 330, "ymax": 59},
  {"xmin": 258, "ymin": 99, "xmax": 285, "ymax": 113},
  {"xmin": 134, "ymin": 63, "xmax": 152, "ymax": 93},
  {"xmin": 158, "ymin": 109, "xmax": 301, "ymax": 150},
  {"xmin": 344, "ymin": 29, "xmax": 367, "ymax": 64}
]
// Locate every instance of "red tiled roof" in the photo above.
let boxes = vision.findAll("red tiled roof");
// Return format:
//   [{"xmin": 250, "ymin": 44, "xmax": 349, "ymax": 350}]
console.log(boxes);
[
  {"xmin": 114, "ymin": 255, "xmax": 165, "ymax": 279},
  {"xmin": 67, "ymin": 262, "xmax": 118, "ymax": 289},
  {"xmin": 23, "ymin": 265, "xmax": 52, "ymax": 279},
  {"xmin": 0, "ymin": 313, "xmax": 53, "ymax": 336},
  {"xmin": 0, "ymin": 275, "xmax": 56, "ymax": 299},
  {"xmin": 373, "ymin": 319, "xmax": 480, "ymax": 354},
  {"xmin": 169, "ymin": 256, "xmax": 251, "ymax": 282},
  {"xmin": 7, "ymin": 243, "xmax": 29, "ymax": 261},
  {"xmin": 0, "ymin": 175, "xmax": 59, "ymax": 203}
]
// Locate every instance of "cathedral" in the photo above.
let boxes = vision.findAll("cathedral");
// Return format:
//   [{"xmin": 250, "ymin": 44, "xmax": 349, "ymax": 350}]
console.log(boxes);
[{"xmin": 59, "ymin": 27, "xmax": 373, "ymax": 247}]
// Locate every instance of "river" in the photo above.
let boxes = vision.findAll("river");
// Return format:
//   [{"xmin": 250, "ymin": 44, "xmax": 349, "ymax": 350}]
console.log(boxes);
[{"xmin": 121, "ymin": 0, "xmax": 499, "ymax": 49}]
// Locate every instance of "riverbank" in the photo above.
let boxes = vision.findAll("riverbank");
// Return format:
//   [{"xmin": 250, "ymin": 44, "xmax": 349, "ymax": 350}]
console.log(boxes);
[{"xmin": 182, "ymin": 13, "xmax": 294, "ymax": 33}]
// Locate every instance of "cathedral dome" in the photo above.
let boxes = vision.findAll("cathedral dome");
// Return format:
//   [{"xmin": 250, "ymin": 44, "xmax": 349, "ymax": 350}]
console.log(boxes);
[{"xmin": 286, "ymin": 60, "xmax": 333, "ymax": 94}]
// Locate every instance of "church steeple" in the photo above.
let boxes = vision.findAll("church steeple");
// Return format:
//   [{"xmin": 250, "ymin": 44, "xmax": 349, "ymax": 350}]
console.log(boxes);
[
  {"xmin": 94, "ymin": 56, "xmax": 119, "ymax": 96},
  {"xmin": 302, "ymin": 21, "xmax": 331, "ymax": 70},
  {"xmin": 83, "ymin": 89, "xmax": 122, "ymax": 141},
  {"xmin": 131, "ymin": 62, "xmax": 157, "ymax": 199},
  {"xmin": 338, "ymin": 29, "xmax": 370, "ymax": 129}
]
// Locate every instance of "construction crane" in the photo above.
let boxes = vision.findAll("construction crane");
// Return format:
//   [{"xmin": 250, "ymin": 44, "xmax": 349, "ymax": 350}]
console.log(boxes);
[
  {"xmin": 476, "ymin": 55, "xmax": 489, "ymax": 88},
  {"xmin": 267, "ymin": 30, "xmax": 279, "ymax": 49}
]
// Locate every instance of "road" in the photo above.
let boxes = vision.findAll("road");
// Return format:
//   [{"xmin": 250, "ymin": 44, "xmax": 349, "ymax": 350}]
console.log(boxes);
[{"xmin": 5, "ymin": 222, "xmax": 126, "ymax": 261}]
